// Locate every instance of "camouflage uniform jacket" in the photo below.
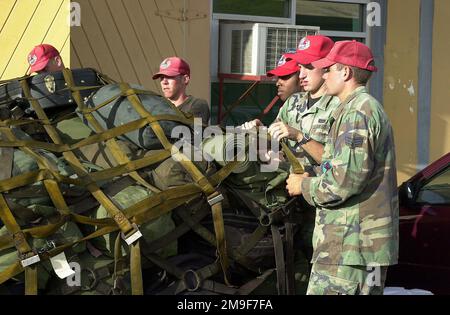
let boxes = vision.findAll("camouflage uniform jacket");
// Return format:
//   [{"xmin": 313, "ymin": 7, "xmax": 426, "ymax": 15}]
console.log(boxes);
[
  {"xmin": 301, "ymin": 87, "xmax": 399, "ymax": 266},
  {"xmin": 277, "ymin": 92, "xmax": 340, "ymax": 174}
]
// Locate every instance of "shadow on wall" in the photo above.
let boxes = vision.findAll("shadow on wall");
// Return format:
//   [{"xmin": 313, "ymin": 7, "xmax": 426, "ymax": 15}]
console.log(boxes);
[
  {"xmin": 397, "ymin": 115, "xmax": 450, "ymax": 185},
  {"xmin": 429, "ymin": 113, "xmax": 450, "ymax": 163},
  {"xmin": 397, "ymin": 164, "xmax": 419, "ymax": 185}
]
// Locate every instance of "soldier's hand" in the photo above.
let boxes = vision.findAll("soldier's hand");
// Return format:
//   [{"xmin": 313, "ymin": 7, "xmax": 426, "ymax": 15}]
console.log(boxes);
[
  {"xmin": 286, "ymin": 172, "xmax": 310, "ymax": 196},
  {"xmin": 268, "ymin": 122, "xmax": 301, "ymax": 142},
  {"xmin": 241, "ymin": 119, "xmax": 263, "ymax": 130}
]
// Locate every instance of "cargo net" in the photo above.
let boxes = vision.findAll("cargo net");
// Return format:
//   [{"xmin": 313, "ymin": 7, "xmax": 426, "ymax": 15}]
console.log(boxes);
[{"xmin": 0, "ymin": 68, "xmax": 306, "ymax": 295}]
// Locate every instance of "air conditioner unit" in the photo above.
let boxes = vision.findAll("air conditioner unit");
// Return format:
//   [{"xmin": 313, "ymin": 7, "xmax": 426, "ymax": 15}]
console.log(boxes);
[{"xmin": 219, "ymin": 23, "xmax": 320, "ymax": 76}]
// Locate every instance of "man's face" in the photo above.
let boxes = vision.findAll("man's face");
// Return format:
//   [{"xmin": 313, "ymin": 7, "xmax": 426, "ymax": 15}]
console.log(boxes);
[
  {"xmin": 299, "ymin": 64, "xmax": 325, "ymax": 94},
  {"xmin": 276, "ymin": 72, "xmax": 300, "ymax": 101},
  {"xmin": 322, "ymin": 64, "xmax": 345, "ymax": 96},
  {"xmin": 159, "ymin": 74, "xmax": 188, "ymax": 100}
]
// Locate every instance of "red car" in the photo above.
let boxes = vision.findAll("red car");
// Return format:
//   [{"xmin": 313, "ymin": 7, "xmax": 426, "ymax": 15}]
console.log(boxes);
[{"xmin": 386, "ymin": 153, "xmax": 450, "ymax": 294}]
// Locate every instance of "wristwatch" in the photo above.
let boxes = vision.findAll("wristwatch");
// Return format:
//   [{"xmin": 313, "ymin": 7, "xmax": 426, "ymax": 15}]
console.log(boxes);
[{"xmin": 294, "ymin": 133, "xmax": 311, "ymax": 150}]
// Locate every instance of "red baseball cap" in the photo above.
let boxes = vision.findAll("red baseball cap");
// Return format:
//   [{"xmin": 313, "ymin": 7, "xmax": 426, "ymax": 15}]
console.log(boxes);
[
  {"xmin": 267, "ymin": 55, "xmax": 299, "ymax": 77},
  {"xmin": 284, "ymin": 35, "xmax": 334, "ymax": 65},
  {"xmin": 152, "ymin": 57, "xmax": 191, "ymax": 80},
  {"xmin": 27, "ymin": 44, "xmax": 60, "ymax": 73},
  {"xmin": 312, "ymin": 40, "xmax": 378, "ymax": 72}
]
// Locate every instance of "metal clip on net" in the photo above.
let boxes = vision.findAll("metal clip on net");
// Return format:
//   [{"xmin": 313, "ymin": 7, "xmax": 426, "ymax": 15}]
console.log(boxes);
[
  {"xmin": 208, "ymin": 193, "xmax": 224, "ymax": 206},
  {"xmin": 20, "ymin": 252, "xmax": 41, "ymax": 268},
  {"xmin": 121, "ymin": 223, "xmax": 143, "ymax": 245}
]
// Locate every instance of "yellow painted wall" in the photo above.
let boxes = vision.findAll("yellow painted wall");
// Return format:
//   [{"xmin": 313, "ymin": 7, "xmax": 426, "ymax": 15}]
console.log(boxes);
[
  {"xmin": 71, "ymin": 0, "xmax": 211, "ymax": 103},
  {"xmin": 430, "ymin": 0, "xmax": 450, "ymax": 161},
  {"xmin": 0, "ymin": 0, "xmax": 70, "ymax": 80},
  {"xmin": 383, "ymin": 0, "xmax": 421, "ymax": 184}
]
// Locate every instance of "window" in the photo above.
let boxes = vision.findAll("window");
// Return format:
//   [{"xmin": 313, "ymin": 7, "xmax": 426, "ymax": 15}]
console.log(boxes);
[
  {"xmin": 416, "ymin": 167, "xmax": 450, "ymax": 205},
  {"xmin": 295, "ymin": 0, "xmax": 368, "ymax": 43},
  {"xmin": 213, "ymin": 0, "xmax": 292, "ymax": 18},
  {"xmin": 211, "ymin": 0, "xmax": 377, "ymax": 124},
  {"xmin": 296, "ymin": 0, "xmax": 364, "ymax": 32}
]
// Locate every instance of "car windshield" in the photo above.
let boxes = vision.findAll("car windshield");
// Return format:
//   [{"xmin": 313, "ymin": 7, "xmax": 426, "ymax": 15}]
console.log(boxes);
[{"xmin": 416, "ymin": 165, "xmax": 450, "ymax": 205}]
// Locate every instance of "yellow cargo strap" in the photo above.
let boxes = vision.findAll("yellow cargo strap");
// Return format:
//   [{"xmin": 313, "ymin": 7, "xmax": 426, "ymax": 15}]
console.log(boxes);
[
  {"xmin": 1, "ymin": 115, "xmax": 196, "ymax": 154},
  {"xmin": 63, "ymin": 72, "xmax": 164, "ymax": 296},
  {"xmin": 20, "ymin": 78, "xmax": 139, "ymax": 243},
  {"xmin": 0, "ymin": 134, "xmax": 39, "ymax": 295},
  {"xmin": 1, "ymin": 127, "xmax": 71, "ymax": 216},
  {"xmin": 0, "ymin": 224, "xmax": 118, "ymax": 287},
  {"xmin": 280, "ymin": 140, "xmax": 305, "ymax": 175},
  {"xmin": 130, "ymin": 242, "xmax": 143, "ymax": 295},
  {"xmin": 0, "ymin": 70, "xmax": 283, "ymax": 294},
  {"xmin": 0, "ymin": 182, "xmax": 204, "ymax": 286},
  {"xmin": 278, "ymin": 138, "xmax": 303, "ymax": 295},
  {"xmin": 21, "ymin": 75, "xmax": 146, "ymax": 294},
  {"xmin": 62, "ymin": 69, "xmax": 156, "ymax": 195},
  {"xmin": 0, "ymin": 195, "xmax": 38, "ymax": 295},
  {"xmin": 0, "ymin": 216, "xmax": 69, "ymax": 252},
  {"xmin": 117, "ymin": 83, "xmax": 231, "ymax": 285}
]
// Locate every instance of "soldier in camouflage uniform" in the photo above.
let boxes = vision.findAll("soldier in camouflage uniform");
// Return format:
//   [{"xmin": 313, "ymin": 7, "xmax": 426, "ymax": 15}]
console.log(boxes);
[
  {"xmin": 243, "ymin": 36, "xmax": 340, "ymax": 173},
  {"xmin": 240, "ymin": 51, "xmax": 303, "ymax": 136},
  {"xmin": 286, "ymin": 40, "xmax": 399, "ymax": 295},
  {"xmin": 265, "ymin": 35, "xmax": 340, "ymax": 269},
  {"xmin": 241, "ymin": 53, "xmax": 302, "ymax": 131},
  {"xmin": 242, "ymin": 36, "xmax": 341, "ymax": 288},
  {"xmin": 268, "ymin": 35, "xmax": 340, "ymax": 175}
]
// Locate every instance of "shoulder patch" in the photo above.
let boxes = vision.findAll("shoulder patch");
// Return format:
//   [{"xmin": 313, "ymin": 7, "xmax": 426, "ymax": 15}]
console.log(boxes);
[{"xmin": 345, "ymin": 134, "xmax": 365, "ymax": 149}]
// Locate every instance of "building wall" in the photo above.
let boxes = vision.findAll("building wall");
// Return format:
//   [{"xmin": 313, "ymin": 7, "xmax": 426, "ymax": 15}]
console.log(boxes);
[
  {"xmin": 383, "ymin": 0, "xmax": 421, "ymax": 184},
  {"xmin": 71, "ymin": 0, "xmax": 211, "ymax": 103},
  {"xmin": 1, "ymin": 0, "xmax": 448, "ymax": 185},
  {"xmin": 0, "ymin": 0, "xmax": 70, "ymax": 80},
  {"xmin": 430, "ymin": 0, "xmax": 450, "ymax": 162}
]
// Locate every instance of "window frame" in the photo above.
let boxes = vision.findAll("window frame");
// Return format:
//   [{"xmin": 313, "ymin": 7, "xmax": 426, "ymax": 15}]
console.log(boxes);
[
  {"xmin": 295, "ymin": 0, "xmax": 371, "ymax": 42},
  {"xmin": 211, "ymin": 0, "xmax": 374, "ymax": 79},
  {"xmin": 415, "ymin": 165, "xmax": 450, "ymax": 206},
  {"xmin": 212, "ymin": 0, "xmax": 297, "ymax": 25}
]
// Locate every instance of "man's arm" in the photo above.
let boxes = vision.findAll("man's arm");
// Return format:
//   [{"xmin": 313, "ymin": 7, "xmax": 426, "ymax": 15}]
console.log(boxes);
[
  {"xmin": 300, "ymin": 109, "xmax": 375, "ymax": 208},
  {"xmin": 300, "ymin": 139, "xmax": 324, "ymax": 164}
]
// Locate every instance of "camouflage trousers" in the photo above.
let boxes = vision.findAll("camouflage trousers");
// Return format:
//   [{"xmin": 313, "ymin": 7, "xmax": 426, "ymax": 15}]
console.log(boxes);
[{"xmin": 306, "ymin": 263, "xmax": 388, "ymax": 295}]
